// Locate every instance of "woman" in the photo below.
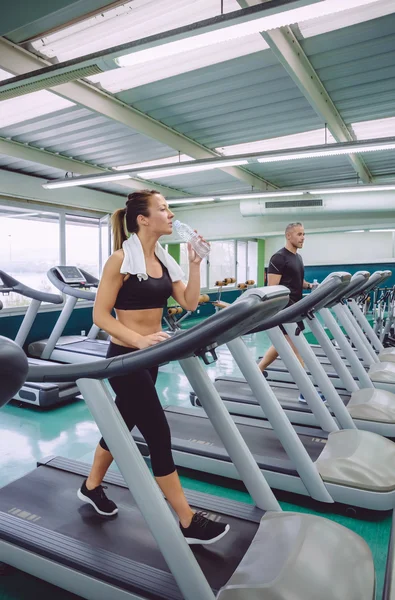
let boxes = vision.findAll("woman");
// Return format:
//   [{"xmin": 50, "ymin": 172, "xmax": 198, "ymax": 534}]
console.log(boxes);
[{"xmin": 77, "ymin": 189, "xmax": 229, "ymax": 545}]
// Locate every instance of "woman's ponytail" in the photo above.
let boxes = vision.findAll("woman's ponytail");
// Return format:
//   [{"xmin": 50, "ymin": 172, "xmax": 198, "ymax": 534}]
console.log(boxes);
[
  {"xmin": 111, "ymin": 208, "xmax": 128, "ymax": 251},
  {"xmin": 111, "ymin": 189, "xmax": 159, "ymax": 251}
]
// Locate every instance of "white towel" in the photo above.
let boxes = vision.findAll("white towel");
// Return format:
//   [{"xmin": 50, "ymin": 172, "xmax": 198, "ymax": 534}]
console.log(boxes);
[{"xmin": 120, "ymin": 233, "xmax": 185, "ymax": 282}]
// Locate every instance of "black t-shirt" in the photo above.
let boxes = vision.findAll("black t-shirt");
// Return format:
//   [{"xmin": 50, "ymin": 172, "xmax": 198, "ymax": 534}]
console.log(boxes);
[{"xmin": 268, "ymin": 247, "xmax": 304, "ymax": 304}]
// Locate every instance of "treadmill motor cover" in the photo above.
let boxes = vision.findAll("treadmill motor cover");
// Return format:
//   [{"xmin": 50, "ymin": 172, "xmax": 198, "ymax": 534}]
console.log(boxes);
[
  {"xmin": 348, "ymin": 388, "xmax": 395, "ymax": 423},
  {"xmin": 369, "ymin": 361, "xmax": 395, "ymax": 384},
  {"xmin": 315, "ymin": 429, "xmax": 395, "ymax": 491},
  {"xmin": 217, "ymin": 512, "xmax": 374, "ymax": 600}
]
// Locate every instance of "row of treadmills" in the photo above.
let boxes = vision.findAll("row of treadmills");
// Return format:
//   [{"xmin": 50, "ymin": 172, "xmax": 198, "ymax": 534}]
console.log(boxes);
[{"xmin": 0, "ymin": 275, "xmax": 394, "ymax": 600}]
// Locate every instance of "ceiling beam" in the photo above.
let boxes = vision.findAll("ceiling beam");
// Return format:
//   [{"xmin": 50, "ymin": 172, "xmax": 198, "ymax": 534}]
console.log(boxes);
[
  {"xmin": 236, "ymin": 0, "xmax": 372, "ymax": 184},
  {"xmin": 0, "ymin": 37, "xmax": 277, "ymax": 192},
  {"xmin": 0, "ymin": 137, "xmax": 188, "ymax": 197}
]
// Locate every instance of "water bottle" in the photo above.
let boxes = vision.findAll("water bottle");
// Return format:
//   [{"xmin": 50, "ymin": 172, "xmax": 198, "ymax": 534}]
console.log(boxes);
[
  {"xmin": 312, "ymin": 279, "xmax": 319, "ymax": 290},
  {"xmin": 173, "ymin": 220, "xmax": 210, "ymax": 259}
]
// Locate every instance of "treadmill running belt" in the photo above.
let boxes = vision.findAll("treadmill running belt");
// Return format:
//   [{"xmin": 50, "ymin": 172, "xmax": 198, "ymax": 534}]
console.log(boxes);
[
  {"xmin": 0, "ymin": 465, "xmax": 257, "ymax": 598},
  {"xmin": 56, "ymin": 339, "xmax": 109, "ymax": 357},
  {"xmin": 139, "ymin": 409, "xmax": 326, "ymax": 475},
  {"xmin": 214, "ymin": 377, "xmax": 351, "ymax": 411}
]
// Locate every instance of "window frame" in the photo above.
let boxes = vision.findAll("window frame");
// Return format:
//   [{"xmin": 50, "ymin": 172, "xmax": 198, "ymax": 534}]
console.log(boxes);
[
  {"xmin": 0, "ymin": 198, "xmax": 107, "ymax": 316},
  {"xmin": 0, "ymin": 196, "xmax": 260, "ymax": 314}
]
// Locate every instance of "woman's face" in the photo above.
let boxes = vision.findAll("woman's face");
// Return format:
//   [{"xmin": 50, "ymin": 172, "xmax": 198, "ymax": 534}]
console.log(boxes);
[{"xmin": 145, "ymin": 194, "xmax": 174, "ymax": 236}]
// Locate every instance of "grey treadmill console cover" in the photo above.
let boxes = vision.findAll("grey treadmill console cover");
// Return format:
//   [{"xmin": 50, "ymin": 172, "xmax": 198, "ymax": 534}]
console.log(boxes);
[
  {"xmin": 315, "ymin": 429, "xmax": 395, "ymax": 491},
  {"xmin": 348, "ymin": 388, "xmax": 395, "ymax": 423},
  {"xmin": 216, "ymin": 512, "xmax": 374, "ymax": 600}
]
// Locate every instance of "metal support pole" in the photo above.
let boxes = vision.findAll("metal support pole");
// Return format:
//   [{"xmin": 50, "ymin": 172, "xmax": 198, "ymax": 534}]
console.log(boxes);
[
  {"xmin": 340, "ymin": 303, "xmax": 379, "ymax": 364},
  {"xmin": 78, "ymin": 378, "xmax": 216, "ymax": 600},
  {"xmin": 308, "ymin": 316, "xmax": 359, "ymax": 394},
  {"xmin": 333, "ymin": 304, "xmax": 378, "ymax": 364},
  {"xmin": 41, "ymin": 296, "xmax": 77, "ymax": 359},
  {"xmin": 283, "ymin": 322, "xmax": 356, "ymax": 430},
  {"xmin": 180, "ymin": 355, "xmax": 281, "ymax": 511},
  {"xmin": 227, "ymin": 337, "xmax": 334, "ymax": 503},
  {"xmin": 269, "ymin": 327, "xmax": 338, "ymax": 433},
  {"xmin": 320, "ymin": 308, "xmax": 374, "ymax": 389},
  {"xmin": 349, "ymin": 299, "xmax": 384, "ymax": 353},
  {"xmin": 14, "ymin": 299, "xmax": 41, "ymax": 347}
]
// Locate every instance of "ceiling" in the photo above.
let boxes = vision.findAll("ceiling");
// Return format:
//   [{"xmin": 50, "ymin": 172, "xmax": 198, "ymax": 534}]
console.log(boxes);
[{"xmin": 0, "ymin": 0, "xmax": 394, "ymax": 204}]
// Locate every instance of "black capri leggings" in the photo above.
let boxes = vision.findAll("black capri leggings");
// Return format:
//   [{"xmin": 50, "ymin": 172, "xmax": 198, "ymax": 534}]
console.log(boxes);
[{"xmin": 99, "ymin": 342, "xmax": 176, "ymax": 478}]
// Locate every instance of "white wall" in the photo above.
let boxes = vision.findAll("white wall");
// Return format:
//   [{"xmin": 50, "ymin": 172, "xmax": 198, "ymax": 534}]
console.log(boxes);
[
  {"xmin": 266, "ymin": 231, "xmax": 395, "ymax": 266},
  {"xmin": 163, "ymin": 200, "xmax": 395, "ymax": 243}
]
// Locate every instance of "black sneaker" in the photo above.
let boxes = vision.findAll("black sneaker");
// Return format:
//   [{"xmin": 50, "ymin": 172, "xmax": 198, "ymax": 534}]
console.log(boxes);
[
  {"xmin": 180, "ymin": 511, "xmax": 230, "ymax": 545},
  {"xmin": 77, "ymin": 479, "xmax": 118, "ymax": 516}
]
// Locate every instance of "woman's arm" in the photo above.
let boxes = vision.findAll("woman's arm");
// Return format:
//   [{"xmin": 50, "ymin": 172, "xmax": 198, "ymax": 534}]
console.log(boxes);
[{"xmin": 170, "ymin": 243, "xmax": 203, "ymax": 311}]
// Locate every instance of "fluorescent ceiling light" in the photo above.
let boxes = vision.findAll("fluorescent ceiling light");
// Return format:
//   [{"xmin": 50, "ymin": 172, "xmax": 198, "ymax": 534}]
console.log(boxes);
[
  {"xmin": 313, "ymin": 185, "xmax": 395, "ymax": 194},
  {"xmin": 138, "ymin": 159, "xmax": 248, "ymax": 179},
  {"xmin": 369, "ymin": 229, "xmax": 395, "ymax": 233},
  {"xmin": 257, "ymin": 142, "xmax": 395, "ymax": 163},
  {"xmin": 219, "ymin": 191, "xmax": 305, "ymax": 200},
  {"xmin": 347, "ymin": 230, "xmax": 365, "ymax": 233},
  {"xmin": 116, "ymin": 0, "xmax": 383, "ymax": 67},
  {"xmin": 30, "ymin": 0, "xmax": 243, "ymax": 63},
  {"xmin": 90, "ymin": 35, "xmax": 267, "ymax": 94},
  {"xmin": 168, "ymin": 198, "xmax": 215, "ymax": 205},
  {"xmin": 114, "ymin": 154, "xmax": 193, "ymax": 171},
  {"xmin": 43, "ymin": 173, "xmax": 131, "ymax": 189}
]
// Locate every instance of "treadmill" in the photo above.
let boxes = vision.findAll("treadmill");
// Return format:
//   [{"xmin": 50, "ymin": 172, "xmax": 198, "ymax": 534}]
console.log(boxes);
[
  {"xmin": 0, "ymin": 270, "xmax": 81, "ymax": 408},
  {"xmin": 136, "ymin": 277, "xmax": 395, "ymax": 512},
  {"xmin": 28, "ymin": 266, "xmax": 109, "ymax": 364},
  {"xmin": 0, "ymin": 288, "xmax": 376, "ymax": 600},
  {"xmin": 310, "ymin": 270, "xmax": 391, "ymax": 364},
  {"xmin": 267, "ymin": 271, "xmax": 395, "ymax": 394},
  {"xmin": 208, "ymin": 272, "xmax": 395, "ymax": 437}
]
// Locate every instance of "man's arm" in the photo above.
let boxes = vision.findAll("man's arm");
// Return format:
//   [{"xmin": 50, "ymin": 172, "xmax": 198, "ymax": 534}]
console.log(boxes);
[
  {"xmin": 268, "ymin": 273, "xmax": 282, "ymax": 286},
  {"xmin": 303, "ymin": 280, "xmax": 313, "ymax": 290}
]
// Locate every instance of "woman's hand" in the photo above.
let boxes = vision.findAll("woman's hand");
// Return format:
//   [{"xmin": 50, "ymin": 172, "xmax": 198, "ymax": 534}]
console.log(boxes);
[
  {"xmin": 136, "ymin": 331, "xmax": 170, "ymax": 350},
  {"xmin": 188, "ymin": 233, "xmax": 210, "ymax": 265}
]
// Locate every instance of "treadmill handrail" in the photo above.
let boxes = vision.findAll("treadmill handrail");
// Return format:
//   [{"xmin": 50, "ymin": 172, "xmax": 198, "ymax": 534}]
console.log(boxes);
[
  {"xmin": 355, "ymin": 270, "xmax": 392, "ymax": 297},
  {"xmin": 47, "ymin": 267, "xmax": 99, "ymax": 301},
  {"xmin": 27, "ymin": 285, "xmax": 290, "ymax": 382},
  {"xmin": 0, "ymin": 270, "xmax": 63, "ymax": 304},
  {"xmin": 248, "ymin": 272, "xmax": 350, "ymax": 334},
  {"xmin": 325, "ymin": 271, "xmax": 369, "ymax": 307}
]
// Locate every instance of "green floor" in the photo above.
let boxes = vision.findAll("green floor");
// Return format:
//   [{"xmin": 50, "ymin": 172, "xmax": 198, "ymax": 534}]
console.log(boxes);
[{"xmin": 0, "ymin": 326, "xmax": 391, "ymax": 599}]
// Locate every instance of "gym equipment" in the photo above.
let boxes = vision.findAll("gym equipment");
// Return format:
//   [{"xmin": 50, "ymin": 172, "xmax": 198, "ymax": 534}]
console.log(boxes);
[
  {"xmin": 0, "ymin": 270, "xmax": 81, "ymax": 407},
  {"xmin": 0, "ymin": 285, "xmax": 376, "ymax": 600}
]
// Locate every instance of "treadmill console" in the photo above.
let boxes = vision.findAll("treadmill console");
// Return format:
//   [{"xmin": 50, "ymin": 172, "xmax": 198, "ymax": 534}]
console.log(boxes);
[{"xmin": 55, "ymin": 266, "xmax": 86, "ymax": 285}]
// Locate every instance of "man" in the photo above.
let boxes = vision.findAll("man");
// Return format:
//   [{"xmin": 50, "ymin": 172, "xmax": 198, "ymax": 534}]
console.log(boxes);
[{"xmin": 258, "ymin": 222, "xmax": 314, "ymax": 378}]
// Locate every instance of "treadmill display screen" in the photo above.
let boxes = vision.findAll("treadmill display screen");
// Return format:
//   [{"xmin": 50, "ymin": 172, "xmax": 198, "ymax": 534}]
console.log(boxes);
[{"xmin": 55, "ymin": 266, "xmax": 85, "ymax": 284}]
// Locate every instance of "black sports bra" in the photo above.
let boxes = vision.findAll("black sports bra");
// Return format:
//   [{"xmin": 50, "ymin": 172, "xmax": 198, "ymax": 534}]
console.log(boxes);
[{"xmin": 114, "ymin": 260, "xmax": 173, "ymax": 310}]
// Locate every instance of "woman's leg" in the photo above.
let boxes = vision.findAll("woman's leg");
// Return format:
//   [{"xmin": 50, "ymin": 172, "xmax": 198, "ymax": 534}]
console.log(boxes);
[
  {"xmin": 86, "ymin": 444, "xmax": 114, "ymax": 490},
  {"xmin": 155, "ymin": 471, "xmax": 194, "ymax": 528}
]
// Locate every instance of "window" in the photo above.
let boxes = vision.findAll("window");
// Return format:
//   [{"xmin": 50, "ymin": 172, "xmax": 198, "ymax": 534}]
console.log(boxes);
[
  {"xmin": 247, "ymin": 241, "xmax": 258, "ymax": 284},
  {"xmin": 237, "ymin": 241, "xmax": 247, "ymax": 283},
  {"xmin": 0, "ymin": 207, "xmax": 59, "ymax": 308},
  {"xmin": 180, "ymin": 243, "xmax": 208, "ymax": 289},
  {"xmin": 65, "ymin": 214, "xmax": 100, "ymax": 278},
  {"xmin": 209, "ymin": 241, "xmax": 236, "ymax": 289}
]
